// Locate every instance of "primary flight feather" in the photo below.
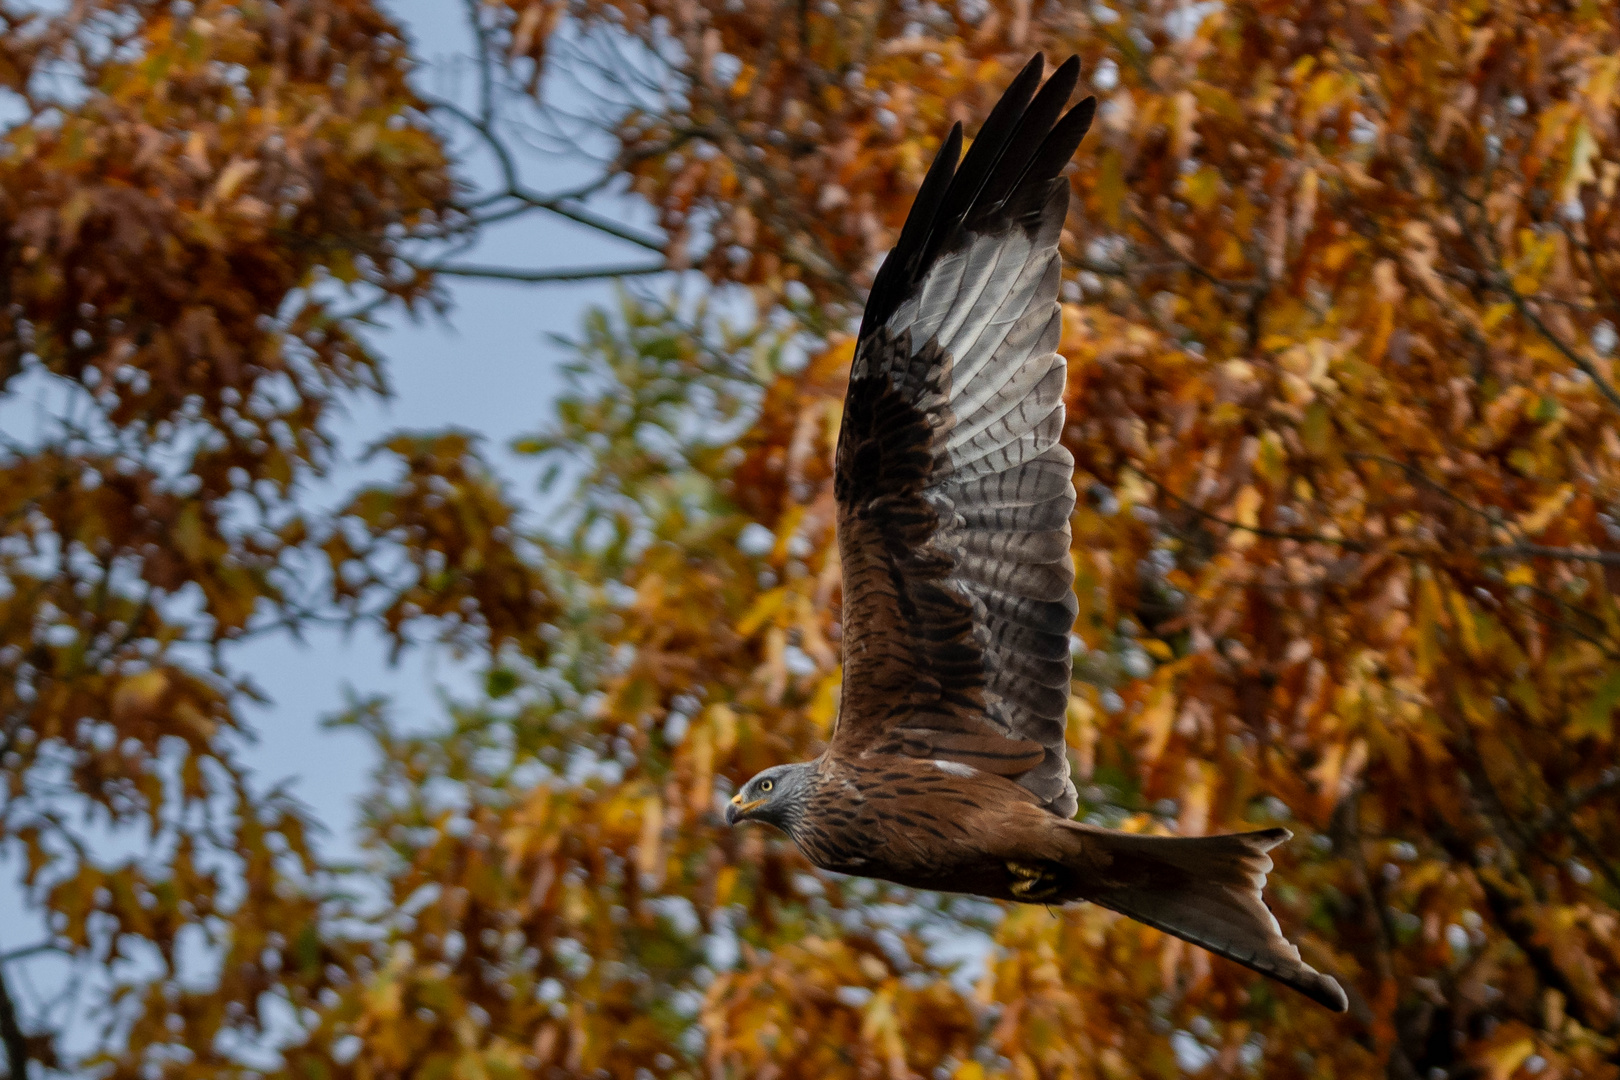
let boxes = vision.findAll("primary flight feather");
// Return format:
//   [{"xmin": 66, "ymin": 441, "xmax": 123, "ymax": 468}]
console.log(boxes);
[{"xmin": 725, "ymin": 53, "xmax": 1348, "ymax": 1014}]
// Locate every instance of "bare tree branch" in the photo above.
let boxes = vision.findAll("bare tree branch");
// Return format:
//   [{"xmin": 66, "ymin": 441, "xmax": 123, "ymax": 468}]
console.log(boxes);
[
  {"xmin": 422, "ymin": 94, "xmax": 667, "ymax": 253},
  {"xmin": 1416, "ymin": 135, "xmax": 1620, "ymax": 414},
  {"xmin": 0, "ymin": 965, "xmax": 29, "ymax": 1080},
  {"xmin": 1481, "ymin": 544, "xmax": 1620, "ymax": 566},
  {"xmin": 1530, "ymin": 767, "xmax": 1620, "ymax": 837},
  {"xmin": 1138, "ymin": 469, "xmax": 1376, "ymax": 551},
  {"xmin": 0, "ymin": 943, "xmax": 64, "ymax": 965},
  {"xmin": 1506, "ymin": 291, "xmax": 1620, "ymax": 414},
  {"xmin": 417, "ymin": 260, "xmax": 668, "ymax": 284},
  {"xmin": 1347, "ymin": 453, "xmax": 1517, "ymax": 542},
  {"xmin": 1129, "ymin": 208, "xmax": 1266, "ymax": 296}
]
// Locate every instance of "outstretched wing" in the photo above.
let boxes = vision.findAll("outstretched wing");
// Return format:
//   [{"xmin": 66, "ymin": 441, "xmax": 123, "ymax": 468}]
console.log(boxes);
[{"xmin": 831, "ymin": 55, "xmax": 1095, "ymax": 818}]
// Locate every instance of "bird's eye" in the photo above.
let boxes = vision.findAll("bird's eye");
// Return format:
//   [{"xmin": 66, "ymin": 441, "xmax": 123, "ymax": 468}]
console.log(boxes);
[{"xmin": 760, "ymin": 779, "xmax": 774, "ymax": 792}]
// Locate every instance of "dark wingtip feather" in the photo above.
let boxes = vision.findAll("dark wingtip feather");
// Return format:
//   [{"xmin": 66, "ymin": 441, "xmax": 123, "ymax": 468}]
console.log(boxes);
[
  {"xmin": 968, "ymin": 55, "xmax": 1082, "ymax": 227},
  {"xmin": 862, "ymin": 121, "xmax": 963, "ymax": 337},
  {"xmin": 1033, "ymin": 94, "xmax": 1098, "ymax": 181},
  {"xmin": 997, "ymin": 94, "xmax": 1097, "ymax": 231},
  {"xmin": 923, "ymin": 54, "xmax": 1049, "ymax": 260},
  {"xmin": 896, "ymin": 122, "xmax": 963, "ymax": 259},
  {"xmin": 1049, "ymin": 54, "xmax": 1082, "ymax": 92},
  {"xmin": 860, "ymin": 54, "xmax": 1093, "ymax": 338}
]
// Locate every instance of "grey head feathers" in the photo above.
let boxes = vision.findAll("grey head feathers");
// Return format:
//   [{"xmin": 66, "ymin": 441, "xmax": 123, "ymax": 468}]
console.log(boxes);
[{"xmin": 726, "ymin": 761, "xmax": 815, "ymax": 831}]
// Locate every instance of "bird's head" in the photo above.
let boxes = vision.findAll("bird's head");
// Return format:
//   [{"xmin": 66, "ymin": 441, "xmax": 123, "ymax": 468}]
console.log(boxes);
[{"xmin": 725, "ymin": 762, "xmax": 812, "ymax": 830}]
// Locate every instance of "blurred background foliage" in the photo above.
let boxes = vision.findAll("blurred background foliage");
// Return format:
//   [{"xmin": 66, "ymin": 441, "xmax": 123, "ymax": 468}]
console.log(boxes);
[{"xmin": 1, "ymin": 0, "xmax": 1619, "ymax": 1078}]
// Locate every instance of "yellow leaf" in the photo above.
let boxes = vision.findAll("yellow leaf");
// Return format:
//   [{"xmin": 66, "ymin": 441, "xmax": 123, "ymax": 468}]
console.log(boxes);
[
  {"xmin": 1446, "ymin": 587, "xmax": 1483, "ymax": 660},
  {"xmin": 1068, "ymin": 693, "xmax": 1097, "ymax": 778},
  {"xmin": 714, "ymin": 866, "xmax": 738, "ymax": 906},
  {"xmin": 1229, "ymin": 485, "xmax": 1263, "ymax": 550},
  {"xmin": 1117, "ymin": 468, "xmax": 1153, "ymax": 508},
  {"xmin": 1171, "ymin": 90, "xmax": 1199, "ymax": 160},
  {"xmin": 1569, "ymin": 668, "xmax": 1620, "ymax": 740},
  {"xmin": 1097, "ymin": 147, "xmax": 1126, "ymax": 227},
  {"xmin": 770, "ymin": 503, "xmax": 806, "ymax": 561},
  {"xmin": 1178, "ymin": 760, "xmax": 1212, "ymax": 835},
  {"xmin": 1256, "ymin": 430, "xmax": 1287, "ymax": 488},
  {"xmin": 1138, "ymin": 683, "xmax": 1176, "ymax": 763},
  {"xmin": 1564, "ymin": 120, "xmax": 1599, "ymax": 202},
  {"xmin": 1512, "ymin": 228, "xmax": 1558, "ymax": 294},
  {"xmin": 1304, "ymin": 70, "xmax": 1345, "ymax": 118},
  {"xmin": 185, "ymin": 129, "xmax": 209, "ymax": 170},
  {"xmin": 113, "ymin": 669, "xmax": 168, "ymax": 720},
  {"xmin": 1191, "ymin": 81, "xmax": 1243, "ymax": 121},
  {"xmin": 687, "ymin": 724, "xmax": 713, "ymax": 815},
  {"xmin": 1587, "ymin": 54, "xmax": 1620, "ymax": 111},
  {"xmin": 736, "ymin": 586, "xmax": 786, "ymax": 636},
  {"xmin": 1415, "ymin": 572, "xmax": 1444, "ymax": 679},
  {"xmin": 59, "ymin": 190, "xmax": 94, "ymax": 243},
  {"xmin": 635, "ymin": 795, "xmax": 664, "ymax": 882},
  {"xmin": 807, "ymin": 668, "xmax": 842, "ymax": 734},
  {"xmin": 1482, "ymin": 1035, "xmax": 1535, "ymax": 1080},
  {"xmin": 708, "ymin": 703, "xmax": 737, "ymax": 755},
  {"xmin": 1481, "ymin": 301, "xmax": 1515, "ymax": 333},
  {"xmin": 1518, "ymin": 484, "xmax": 1572, "ymax": 536},
  {"xmin": 1181, "ymin": 164, "xmax": 1222, "ymax": 212},
  {"xmin": 212, "ymin": 158, "xmax": 258, "ymax": 204}
]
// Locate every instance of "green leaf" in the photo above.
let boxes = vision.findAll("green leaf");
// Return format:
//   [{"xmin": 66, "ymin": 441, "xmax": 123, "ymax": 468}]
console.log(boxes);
[{"xmin": 1570, "ymin": 667, "xmax": 1620, "ymax": 739}]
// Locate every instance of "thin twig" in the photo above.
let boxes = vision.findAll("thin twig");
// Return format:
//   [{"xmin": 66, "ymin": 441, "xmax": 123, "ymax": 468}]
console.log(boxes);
[
  {"xmin": 417, "ymin": 260, "xmax": 668, "ymax": 284},
  {"xmin": 0, "ymin": 964, "xmax": 29, "ymax": 1080},
  {"xmin": 1129, "ymin": 209, "xmax": 1265, "ymax": 295},
  {"xmin": 1418, "ymin": 135, "xmax": 1620, "ymax": 414},
  {"xmin": 1481, "ymin": 544, "xmax": 1620, "ymax": 567},
  {"xmin": 1530, "ymin": 767, "xmax": 1620, "ymax": 837},
  {"xmin": 1347, "ymin": 453, "xmax": 1517, "ymax": 542},
  {"xmin": 421, "ymin": 96, "xmax": 665, "ymax": 252},
  {"xmin": 0, "ymin": 942, "xmax": 65, "ymax": 964},
  {"xmin": 1508, "ymin": 293, "xmax": 1620, "ymax": 414},
  {"xmin": 462, "ymin": 0, "xmax": 496, "ymax": 126},
  {"xmin": 1567, "ymin": 821, "xmax": 1620, "ymax": 901},
  {"xmin": 1140, "ymin": 470, "xmax": 1374, "ymax": 550}
]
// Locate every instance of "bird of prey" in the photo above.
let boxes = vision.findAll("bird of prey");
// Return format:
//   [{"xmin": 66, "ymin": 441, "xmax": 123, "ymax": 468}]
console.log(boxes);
[{"xmin": 724, "ymin": 54, "xmax": 1348, "ymax": 1013}]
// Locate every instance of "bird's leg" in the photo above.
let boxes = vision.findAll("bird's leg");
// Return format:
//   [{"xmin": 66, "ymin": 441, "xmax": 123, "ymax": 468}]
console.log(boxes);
[{"xmin": 1006, "ymin": 861, "xmax": 1062, "ymax": 901}]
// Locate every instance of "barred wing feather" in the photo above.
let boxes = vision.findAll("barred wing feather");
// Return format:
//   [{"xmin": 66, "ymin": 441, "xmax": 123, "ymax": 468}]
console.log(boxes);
[{"xmin": 832, "ymin": 55, "xmax": 1095, "ymax": 818}]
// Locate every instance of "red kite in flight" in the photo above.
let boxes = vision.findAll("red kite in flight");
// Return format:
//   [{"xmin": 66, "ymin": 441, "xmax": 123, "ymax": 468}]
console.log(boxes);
[{"xmin": 727, "ymin": 53, "xmax": 1348, "ymax": 1013}]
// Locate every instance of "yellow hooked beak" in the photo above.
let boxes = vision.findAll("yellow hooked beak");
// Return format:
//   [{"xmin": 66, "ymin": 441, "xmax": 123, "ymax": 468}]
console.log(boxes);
[{"xmin": 726, "ymin": 792, "xmax": 766, "ymax": 824}]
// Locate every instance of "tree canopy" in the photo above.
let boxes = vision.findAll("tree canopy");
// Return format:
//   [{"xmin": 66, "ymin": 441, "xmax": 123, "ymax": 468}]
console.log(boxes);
[{"xmin": 1, "ymin": 1, "xmax": 1618, "ymax": 1078}]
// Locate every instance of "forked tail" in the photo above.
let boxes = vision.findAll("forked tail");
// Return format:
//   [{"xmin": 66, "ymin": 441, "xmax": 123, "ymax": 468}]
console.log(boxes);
[{"xmin": 1065, "ymin": 823, "xmax": 1348, "ymax": 1012}]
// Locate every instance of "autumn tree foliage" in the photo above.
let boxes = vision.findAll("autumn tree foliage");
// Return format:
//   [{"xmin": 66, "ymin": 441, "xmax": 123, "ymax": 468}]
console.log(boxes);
[
  {"xmin": 0, "ymin": 1, "xmax": 550, "ymax": 1075},
  {"xmin": 4, "ymin": 0, "xmax": 1620, "ymax": 1078}
]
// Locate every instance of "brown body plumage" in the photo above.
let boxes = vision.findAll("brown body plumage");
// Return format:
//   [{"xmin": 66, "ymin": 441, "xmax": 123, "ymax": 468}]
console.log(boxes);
[
  {"xmin": 785, "ymin": 756, "xmax": 1095, "ymax": 900},
  {"xmin": 726, "ymin": 54, "xmax": 1348, "ymax": 1013}
]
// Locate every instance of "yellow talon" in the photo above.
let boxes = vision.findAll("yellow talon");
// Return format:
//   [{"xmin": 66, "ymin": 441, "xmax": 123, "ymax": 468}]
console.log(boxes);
[{"xmin": 1006, "ymin": 861, "xmax": 1060, "ymax": 900}]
